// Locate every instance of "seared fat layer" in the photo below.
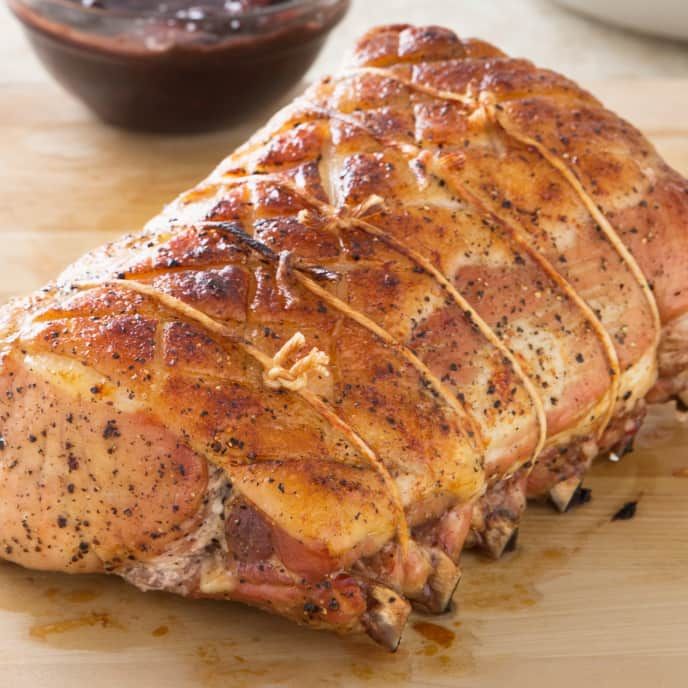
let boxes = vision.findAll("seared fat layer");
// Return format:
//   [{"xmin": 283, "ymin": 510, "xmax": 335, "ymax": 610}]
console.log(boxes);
[{"xmin": 1, "ymin": 24, "xmax": 685, "ymax": 648}]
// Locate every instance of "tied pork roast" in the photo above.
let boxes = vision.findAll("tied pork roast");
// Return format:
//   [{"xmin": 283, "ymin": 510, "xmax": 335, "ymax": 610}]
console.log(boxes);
[{"xmin": 0, "ymin": 25, "xmax": 686, "ymax": 649}]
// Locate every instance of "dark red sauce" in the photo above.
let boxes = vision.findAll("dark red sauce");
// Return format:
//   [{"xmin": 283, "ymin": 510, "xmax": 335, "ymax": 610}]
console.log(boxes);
[{"xmin": 9, "ymin": 0, "xmax": 349, "ymax": 132}]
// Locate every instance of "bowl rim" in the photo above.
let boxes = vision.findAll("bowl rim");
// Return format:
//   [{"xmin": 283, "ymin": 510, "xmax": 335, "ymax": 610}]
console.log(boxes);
[{"xmin": 10, "ymin": 0, "xmax": 347, "ymax": 21}]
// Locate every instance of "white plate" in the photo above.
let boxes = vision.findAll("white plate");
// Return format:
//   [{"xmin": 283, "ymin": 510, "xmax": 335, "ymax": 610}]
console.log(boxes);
[{"xmin": 556, "ymin": 0, "xmax": 688, "ymax": 41}]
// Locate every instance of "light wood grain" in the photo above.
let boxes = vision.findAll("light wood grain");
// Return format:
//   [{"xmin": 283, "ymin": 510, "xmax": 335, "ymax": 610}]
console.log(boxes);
[
  {"xmin": 1, "ymin": 40, "xmax": 688, "ymax": 688},
  {"xmin": 0, "ymin": 405, "xmax": 686, "ymax": 688}
]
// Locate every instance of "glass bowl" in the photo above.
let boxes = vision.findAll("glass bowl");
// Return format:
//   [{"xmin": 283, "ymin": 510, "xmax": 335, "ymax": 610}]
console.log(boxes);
[{"xmin": 8, "ymin": 0, "xmax": 350, "ymax": 133}]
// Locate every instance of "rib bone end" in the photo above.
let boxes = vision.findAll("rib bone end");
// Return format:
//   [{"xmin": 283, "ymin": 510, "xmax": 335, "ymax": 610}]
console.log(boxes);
[
  {"xmin": 549, "ymin": 476, "xmax": 583, "ymax": 513},
  {"xmin": 361, "ymin": 584, "xmax": 412, "ymax": 651},
  {"xmin": 483, "ymin": 522, "xmax": 520, "ymax": 559},
  {"xmin": 411, "ymin": 549, "xmax": 462, "ymax": 614}
]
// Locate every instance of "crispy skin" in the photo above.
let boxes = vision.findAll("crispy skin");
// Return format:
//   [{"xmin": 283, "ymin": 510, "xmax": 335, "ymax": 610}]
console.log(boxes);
[{"xmin": 1, "ymin": 24, "xmax": 686, "ymax": 647}]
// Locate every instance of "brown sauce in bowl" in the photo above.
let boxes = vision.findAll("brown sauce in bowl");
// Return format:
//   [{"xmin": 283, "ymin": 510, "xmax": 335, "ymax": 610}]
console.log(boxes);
[{"xmin": 9, "ymin": 0, "xmax": 350, "ymax": 132}]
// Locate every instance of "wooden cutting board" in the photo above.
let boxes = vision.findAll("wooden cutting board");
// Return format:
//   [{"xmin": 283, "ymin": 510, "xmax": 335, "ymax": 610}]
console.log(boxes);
[{"xmin": 1, "ymin": 78, "xmax": 687, "ymax": 688}]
